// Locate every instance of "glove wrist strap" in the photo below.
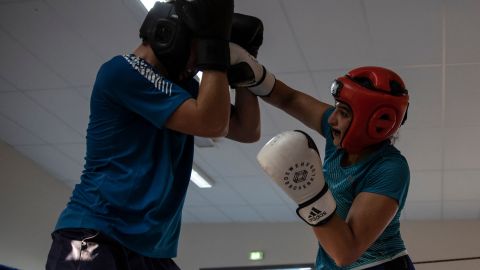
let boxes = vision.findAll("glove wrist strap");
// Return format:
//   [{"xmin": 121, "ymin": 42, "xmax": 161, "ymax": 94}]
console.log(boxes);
[
  {"xmin": 296, "ymin": 184, "xmax": 336, "ymax": 226},
  {"xmin": 249, "ymin": 68, "xmax": 275, "ymax": 96}
]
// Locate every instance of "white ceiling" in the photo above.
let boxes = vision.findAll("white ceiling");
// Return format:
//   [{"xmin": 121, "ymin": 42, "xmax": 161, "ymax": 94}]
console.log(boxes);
[{"xmin": 1, "ymin": 0, "xmax": 480, "ymax": 223}]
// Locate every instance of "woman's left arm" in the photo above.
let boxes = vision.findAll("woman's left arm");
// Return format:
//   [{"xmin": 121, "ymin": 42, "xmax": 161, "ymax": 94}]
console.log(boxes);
[{"xmin": 312, "ymin": 192, "xmax": 399, "ymax": 267}]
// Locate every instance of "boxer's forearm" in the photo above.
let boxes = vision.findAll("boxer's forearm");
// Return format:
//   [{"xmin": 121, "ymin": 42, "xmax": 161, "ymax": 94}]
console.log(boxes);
[{"xmin": 226, "ymin": 87, "xmax": 260, "ymax": 143}]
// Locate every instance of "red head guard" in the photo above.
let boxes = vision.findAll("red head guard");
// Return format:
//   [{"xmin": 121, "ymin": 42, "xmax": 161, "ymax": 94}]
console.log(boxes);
[{"xmin": 330, "ymin": 66, "xmax": 409, "ymax": 153}]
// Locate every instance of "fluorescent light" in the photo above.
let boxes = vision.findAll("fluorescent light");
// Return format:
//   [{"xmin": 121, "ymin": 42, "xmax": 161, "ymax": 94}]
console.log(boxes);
[
  {"xmin": 190, "ymin": 164, "xmax": 213, "ymax": 188},
  {"xmin": 139, "ymin": 0, "xmax": 167, "ymax": 11},
  {"xmin": 249, "ymin": 251, "xmax": 264, "ymax": 261}
]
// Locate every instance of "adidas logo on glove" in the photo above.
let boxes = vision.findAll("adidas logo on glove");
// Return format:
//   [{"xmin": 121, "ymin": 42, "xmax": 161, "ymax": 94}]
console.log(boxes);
[{"xmin": 308, "ymin": 207, "xmax": 327, "ymax": 223}]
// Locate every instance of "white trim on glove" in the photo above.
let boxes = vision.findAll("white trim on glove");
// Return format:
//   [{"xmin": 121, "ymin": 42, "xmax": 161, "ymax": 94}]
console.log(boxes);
[{"xmin": 229, "ymin": 42, "xmax": 275, "ymax": 96}]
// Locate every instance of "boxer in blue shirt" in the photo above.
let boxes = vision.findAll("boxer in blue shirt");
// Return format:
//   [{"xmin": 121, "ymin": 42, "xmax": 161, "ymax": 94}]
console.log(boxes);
[{"xmin": 47, "ymin": 1, "xmax": 264, "ymax": 269}]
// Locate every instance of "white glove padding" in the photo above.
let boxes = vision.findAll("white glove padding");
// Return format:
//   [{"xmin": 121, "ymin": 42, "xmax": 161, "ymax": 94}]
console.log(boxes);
[
  {"xmin": 257, "ymin": 130, "xmax": 336, "ymax": 226},
  {"xmin": 228, "ymin": 42, "xmax": 275, "ymax": 96}
]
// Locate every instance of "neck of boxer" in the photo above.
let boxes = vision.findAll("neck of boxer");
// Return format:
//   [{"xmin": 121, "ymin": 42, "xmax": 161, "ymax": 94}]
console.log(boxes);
[
  {"xmin": 341, "ymin": 142, "xmax": 383, "ymax": 167},
  {"xmin": 133, "ymin": 43, "xmax": 168, "ymax": 75}
]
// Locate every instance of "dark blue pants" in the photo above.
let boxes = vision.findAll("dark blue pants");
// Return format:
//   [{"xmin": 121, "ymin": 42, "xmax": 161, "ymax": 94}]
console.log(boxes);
[
  {"xmin": 46, "ymin": 229, "xmax": 181, "ymax": 270},
  {"xmin": 367, "ymin": 255, "xmax": 415, "ymax": 270}
]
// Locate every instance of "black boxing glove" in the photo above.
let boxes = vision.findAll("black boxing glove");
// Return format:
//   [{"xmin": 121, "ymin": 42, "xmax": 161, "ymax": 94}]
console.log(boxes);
[
  {"xmin": 230, "ymin": 13, "xmax": 263, "ymax": 58},
  {"xmin": 175, "ymin": 0, "xmax": 234, "ymax": 71},
  {"xmin": 228, "ymin": 13, "xmax": 264, "ymax": 89}
]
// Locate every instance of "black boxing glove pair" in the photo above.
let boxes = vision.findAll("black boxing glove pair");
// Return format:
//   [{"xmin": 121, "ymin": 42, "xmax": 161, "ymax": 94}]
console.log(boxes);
[{"xmin": 176, "ymin": 0, "xmax": 272, "ymax": 94}]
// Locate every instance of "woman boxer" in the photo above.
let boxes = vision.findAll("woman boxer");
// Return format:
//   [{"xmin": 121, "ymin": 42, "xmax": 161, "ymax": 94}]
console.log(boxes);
[{"xmin": 229, "ymin": 44, "xmax": 414, "ymax": 270}]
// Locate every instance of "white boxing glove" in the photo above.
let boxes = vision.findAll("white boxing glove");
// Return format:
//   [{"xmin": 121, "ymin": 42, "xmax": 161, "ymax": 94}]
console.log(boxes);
[
  {"xmin": 228, "ymin": 42, "xmax": 275, "ymax": 96},
  {"xmin": 257, "ymin": 130, "xmax": 336, "ymax": 226}
]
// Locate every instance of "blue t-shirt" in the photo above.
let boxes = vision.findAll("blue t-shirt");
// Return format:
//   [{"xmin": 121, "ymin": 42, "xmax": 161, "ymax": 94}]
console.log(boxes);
[
  {"xmin": 316, "ymin": 108, "xmax": 410, "ymax": 270},
  {"xmin": 55, "ymin": 54, "xmax": 197, "ymax": 258}
]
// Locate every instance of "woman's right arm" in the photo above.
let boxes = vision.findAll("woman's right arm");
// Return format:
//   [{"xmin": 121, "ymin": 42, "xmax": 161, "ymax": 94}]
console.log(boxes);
[{"xmin": 262, "ymin": 79, "xmax": 333, "ymax": 136}]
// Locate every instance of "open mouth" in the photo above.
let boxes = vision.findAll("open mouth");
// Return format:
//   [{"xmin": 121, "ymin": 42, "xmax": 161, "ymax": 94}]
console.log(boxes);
[{"xmin": 331, "ymin": 128, "xmax": 341, "ymax": 138}]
